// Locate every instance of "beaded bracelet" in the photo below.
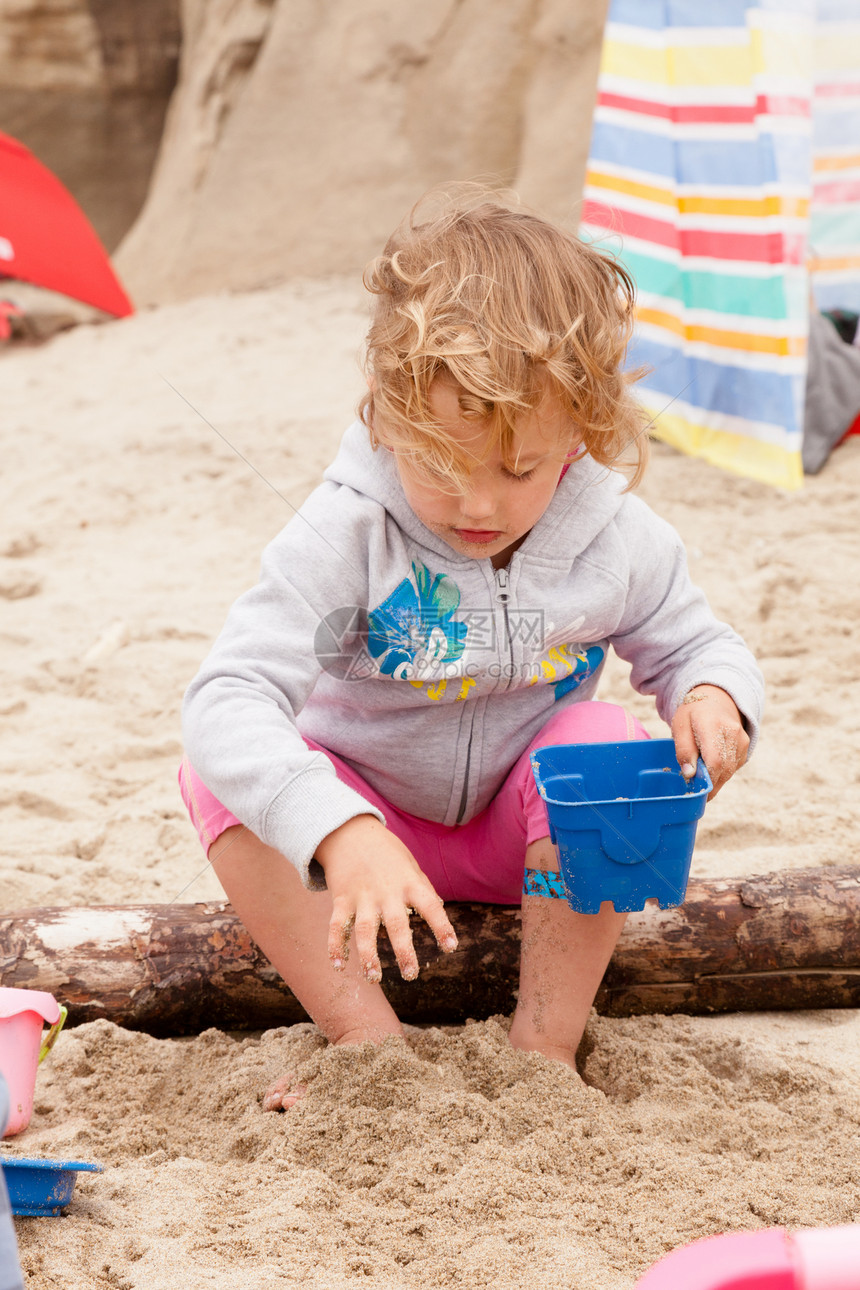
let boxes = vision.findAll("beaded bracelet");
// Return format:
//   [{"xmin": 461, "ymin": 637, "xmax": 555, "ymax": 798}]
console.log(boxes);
[{"xmin": 522, "ymin": 868, "xmax": 567, "ymax": 899}]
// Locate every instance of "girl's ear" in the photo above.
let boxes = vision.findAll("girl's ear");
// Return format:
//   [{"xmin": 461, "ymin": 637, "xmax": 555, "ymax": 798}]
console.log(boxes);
[
  {"xmin": 368, "ymin": 420, "xmax": 394, "ymax": 453},
  {"xmin": 364, "ymin": 375, "xmax": 381, "ymax": 449},
  {"xmin": 364, "ymin": 375, "xmax": 395, "ymax": 452}
]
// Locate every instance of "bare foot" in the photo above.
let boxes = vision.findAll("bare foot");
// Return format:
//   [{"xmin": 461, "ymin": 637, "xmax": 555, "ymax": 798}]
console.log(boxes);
[
  {"xmin": 507, "ymin": 1020, "xmax": 583, "ymax": 1077},
  {"xmin": 262, "ymin": 1022, "xmax": 404, "ymax": 1112},
  {"xmin": 262, "ymin": 1073, "xmax": 306, "ymax": 1111}
]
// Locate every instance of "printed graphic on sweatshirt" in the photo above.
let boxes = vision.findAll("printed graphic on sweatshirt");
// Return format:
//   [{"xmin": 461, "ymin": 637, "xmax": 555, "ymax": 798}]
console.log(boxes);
[
  {"xmin": 367, "ymin": 561, "xmax": 468, "ymax": 681},
  {"xmin": 527, "ymin": 642, "xmax": 605, "ymax": 700},
  {"xmin": 403, "ymin": 641, "xmax": 606, "ymax": 703}
]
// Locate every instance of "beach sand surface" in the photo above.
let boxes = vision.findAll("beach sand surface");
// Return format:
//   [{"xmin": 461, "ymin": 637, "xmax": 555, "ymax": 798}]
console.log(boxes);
[{"xmin": 1, "ymin": 283, "xmax": 858, "ymax": 1287}]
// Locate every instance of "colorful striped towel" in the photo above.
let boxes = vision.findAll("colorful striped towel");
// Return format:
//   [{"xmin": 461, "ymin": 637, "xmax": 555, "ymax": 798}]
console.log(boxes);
[{"xmin": 582, "ymin": 0, "xmax": 860, "ymax": 490}]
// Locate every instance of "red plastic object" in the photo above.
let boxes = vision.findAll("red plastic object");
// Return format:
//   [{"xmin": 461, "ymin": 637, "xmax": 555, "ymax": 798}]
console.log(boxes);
[
  {"xmin": 0, "ymin": 132, "xmax": 133, "ymax": 317},
  {"xmin": 0, "ymin": 298, "xmax": 23, "ymax": 340},
  {"xmin": 839, "ymin": 409, "xmax": 860, "ymax": 441},
  {"xmin": 634, "ymin": 1226, "xmax": 860, "ymax": 1290}
]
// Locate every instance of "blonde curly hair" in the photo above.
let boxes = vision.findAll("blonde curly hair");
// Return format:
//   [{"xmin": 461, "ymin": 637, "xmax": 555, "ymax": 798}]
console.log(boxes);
[{"xmin": 359, "ymin": 191, "xmax": 648, "ymax": 492}]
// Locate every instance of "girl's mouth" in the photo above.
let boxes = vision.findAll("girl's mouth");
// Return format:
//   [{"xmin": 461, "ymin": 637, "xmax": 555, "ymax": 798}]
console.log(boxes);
[{"xmin": 453, "ymin": 529, "xmax": 502, "ymax": 544}]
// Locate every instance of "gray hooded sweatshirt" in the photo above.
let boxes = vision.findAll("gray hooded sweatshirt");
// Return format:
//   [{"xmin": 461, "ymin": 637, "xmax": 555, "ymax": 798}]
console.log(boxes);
[{"xmin": 182, "ymin": 421, "xmax": 764, "ymax": 889}]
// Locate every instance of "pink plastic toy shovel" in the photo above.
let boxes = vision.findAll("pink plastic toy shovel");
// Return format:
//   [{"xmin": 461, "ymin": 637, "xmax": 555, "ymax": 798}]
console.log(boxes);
[
  {"xmin": 0, "ymin": 988, "xmax": 67, "ymax": 1137},
  {"xmin": 634, "ymin": 1225, "xmax": 860, "ymax": 1290}
]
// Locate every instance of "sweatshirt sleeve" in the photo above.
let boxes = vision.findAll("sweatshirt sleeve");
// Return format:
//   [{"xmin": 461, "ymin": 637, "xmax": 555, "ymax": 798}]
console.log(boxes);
[
  {"xmin": 181, "ymin": 484, "xmax": 385, "ymax": 890},
  {"xmin": 608, "ymin": 497, "xmax": 764, "ymax": 750}
]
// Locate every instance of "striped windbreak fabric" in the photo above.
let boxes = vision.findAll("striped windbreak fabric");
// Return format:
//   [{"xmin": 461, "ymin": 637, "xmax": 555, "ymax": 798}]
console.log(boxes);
[{"xmin": 582, "ymin": 0, "xmax": 860, "ymax": 490}]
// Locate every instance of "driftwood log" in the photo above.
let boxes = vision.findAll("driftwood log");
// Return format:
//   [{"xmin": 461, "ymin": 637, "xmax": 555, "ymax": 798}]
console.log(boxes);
[{"xmin": 0, "ymin": 866, "xmax": 858, "ymax": 1036}]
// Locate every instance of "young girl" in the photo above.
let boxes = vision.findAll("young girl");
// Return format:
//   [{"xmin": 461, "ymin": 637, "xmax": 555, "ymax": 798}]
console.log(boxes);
[{"xmin": 180, "ymin": 197, "xmax": 763, "ymax": 1109}]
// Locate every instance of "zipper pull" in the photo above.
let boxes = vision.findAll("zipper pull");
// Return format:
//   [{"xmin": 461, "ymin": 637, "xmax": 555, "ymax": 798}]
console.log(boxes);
[{"xmin": 494, "ymin": 567, "xmax": 510, "ymax": 602}]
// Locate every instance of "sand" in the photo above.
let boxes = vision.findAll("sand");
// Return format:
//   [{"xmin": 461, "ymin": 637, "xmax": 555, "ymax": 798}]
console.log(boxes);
[
  {"xmin": 2, "ymin": 282, "xmax": 860, "ymax": 1287},
  {"xmin": 9, "ymin": 1013, "xmax": 860, "ymax": 1289}
]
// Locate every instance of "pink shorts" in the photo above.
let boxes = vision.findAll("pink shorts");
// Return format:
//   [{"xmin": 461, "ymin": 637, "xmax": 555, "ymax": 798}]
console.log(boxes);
[{"xmin": 178, "ymin": 700, "xmax": 649, "ymax": 905}]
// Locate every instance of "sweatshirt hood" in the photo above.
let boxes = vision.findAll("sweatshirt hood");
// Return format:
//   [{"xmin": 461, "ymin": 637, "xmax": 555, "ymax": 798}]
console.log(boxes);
[{"xmin": 323, "ymin": 419, "xmax": 630, "ymax": 568}]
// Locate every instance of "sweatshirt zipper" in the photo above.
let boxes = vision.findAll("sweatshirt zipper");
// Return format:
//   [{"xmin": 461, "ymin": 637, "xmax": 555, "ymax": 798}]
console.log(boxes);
[
  {"xmin": 457, "ymin": 568, "xmax": 513, "ymax": 824},
  {"xmin": 455, "ymin": 724, "xmax": 473, "ymax": 824},
  {"xmin": 455, "ymin": 568, "xmax": 510, "ymax": 824},
  {"xmin": 494, "ymin": 566, "xmax": 514, "ymax": 689}
]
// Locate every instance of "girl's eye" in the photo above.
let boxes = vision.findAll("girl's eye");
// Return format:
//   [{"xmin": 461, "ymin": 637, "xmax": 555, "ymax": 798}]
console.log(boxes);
[{"xmin": 503, "ymin": 467, "xmax": 537, "ymax": 482}]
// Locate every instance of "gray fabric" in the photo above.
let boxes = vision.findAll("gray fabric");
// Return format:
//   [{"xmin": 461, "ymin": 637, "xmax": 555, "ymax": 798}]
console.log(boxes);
[
  {"xmin": 0, "ymin": 1075, "xmax": 25, "ymax": 1290},
  {"xmin": 802, "ymin": 310, "xmax": 860, "ymax": 474},
  {"xmin": 183, "ymin": 420, "xmax": 764, "ymax": 889}
]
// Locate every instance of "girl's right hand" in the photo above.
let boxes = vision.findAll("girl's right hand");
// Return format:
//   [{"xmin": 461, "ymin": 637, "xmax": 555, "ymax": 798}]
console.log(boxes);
[{"xmin": 315, "ymin": 815, "xmax": 458, "ymax": 982}]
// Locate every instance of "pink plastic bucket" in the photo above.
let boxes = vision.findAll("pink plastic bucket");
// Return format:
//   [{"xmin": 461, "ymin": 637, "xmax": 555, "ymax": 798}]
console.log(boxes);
[
  {"xmin": 0, "ymin": 988, "xmax": 66, "ymax": 1137},
  {"xmin": 633, "ymin": 1224, "xmax": 860, "ymax": 1290}
]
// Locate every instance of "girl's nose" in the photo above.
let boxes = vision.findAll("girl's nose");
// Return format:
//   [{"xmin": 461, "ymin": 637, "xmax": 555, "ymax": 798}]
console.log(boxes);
[{"xmin": 460, "ymin": 475, "xmax": 497, "ymax": 521}]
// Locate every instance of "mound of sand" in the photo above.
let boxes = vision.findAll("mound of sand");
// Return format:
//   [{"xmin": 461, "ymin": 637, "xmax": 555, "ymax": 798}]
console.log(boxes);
[
  {"xmin": 13, "ymin": 1012, "xmax": 860, "ymax": 1289},
  {"xmin": 115, "ymin": 0, "xmax": 609, "ymax": 304},
  {"xmin": 3, "ymin": 0, "xmax": 608, "ymax": 302},
  {"xmin": 2, "ymin": 280, "xmax": 859, "ymax": 1287}
]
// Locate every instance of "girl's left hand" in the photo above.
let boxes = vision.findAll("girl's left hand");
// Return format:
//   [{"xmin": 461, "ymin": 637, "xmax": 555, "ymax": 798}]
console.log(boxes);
[{"xmin": 671, "ymin": 684, "xmax": 750, "ymax": 800}]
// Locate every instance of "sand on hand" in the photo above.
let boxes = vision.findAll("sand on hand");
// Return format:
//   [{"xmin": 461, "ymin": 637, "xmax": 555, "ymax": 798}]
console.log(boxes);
[{"xmin": 1, "ymin": 281, "xmax": 859, "ymax": 1288}]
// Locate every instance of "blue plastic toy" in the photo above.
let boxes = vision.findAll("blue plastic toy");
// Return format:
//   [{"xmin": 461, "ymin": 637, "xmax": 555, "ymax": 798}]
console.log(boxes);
[
  {"xmin": 530, "ymin": 739, "xmax": 711, "ymax": 913},
  {"xmin": 0, "ymin": 1156, "xmax": 103, "ymax": 1217}
]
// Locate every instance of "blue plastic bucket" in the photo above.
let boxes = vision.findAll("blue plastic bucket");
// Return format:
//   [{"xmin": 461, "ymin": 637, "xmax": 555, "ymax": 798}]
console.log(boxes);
[
  {"xmin": 530, "ymin": 739, "xmax": 711, "ymax": 913},
  {"xmin": 0, "ymin": 1157, "xmax": 103, "ymax": 1216}
]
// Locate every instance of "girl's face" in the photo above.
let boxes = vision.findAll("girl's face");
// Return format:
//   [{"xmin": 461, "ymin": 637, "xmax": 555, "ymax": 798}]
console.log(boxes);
[{"xmin": 391, "ymin": 376, "xmax": 580, "ymax": 569}]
